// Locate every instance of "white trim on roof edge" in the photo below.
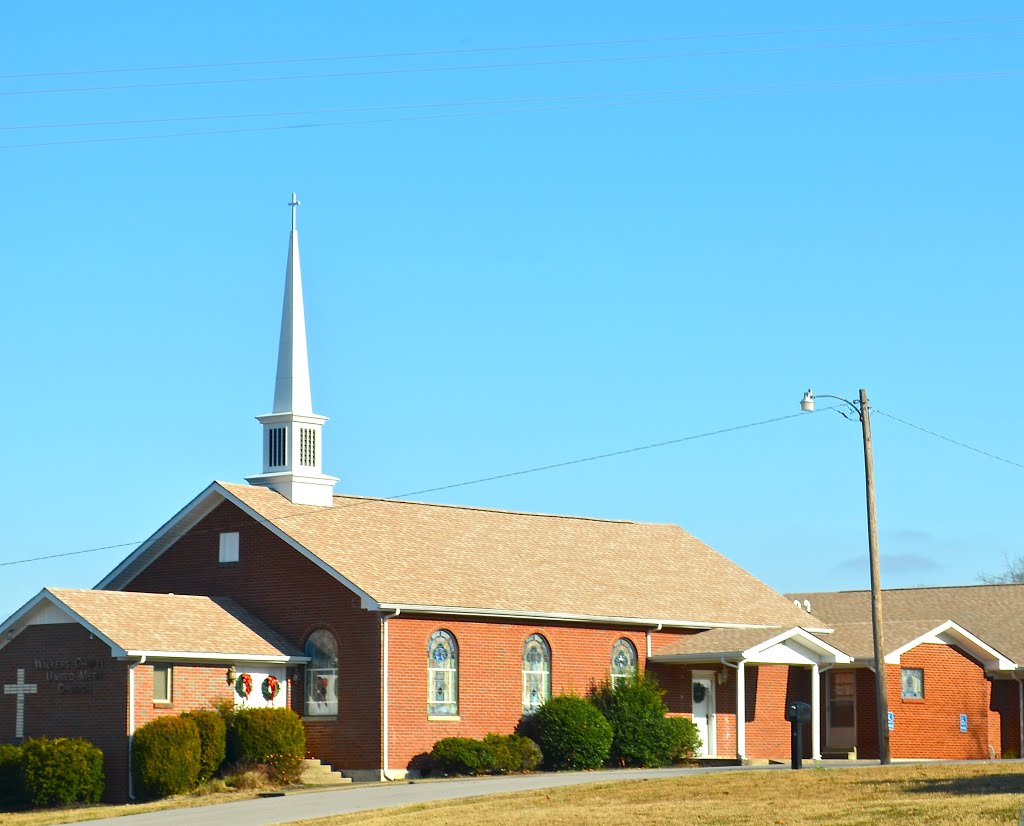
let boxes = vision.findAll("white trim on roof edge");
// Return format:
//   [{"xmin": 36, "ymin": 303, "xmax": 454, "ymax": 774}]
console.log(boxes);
[
  {"xmin": 648, "ymin": 627, "xmax": 852, "ymax": 664},
  {"xmin": 119, "ymin": 651, "xmax": 309, "ymax": 664},
  {"xmin": 94, "ymin": 482, "xmax": 380, "ymax": 609},
  {"xmin": 884, "ymin": 620, "xmax": 1017, "ymax": 671},
  {"xmin": 0, "ymin": 589, "xmax": 129, "ymax": 657},
  {"xmin": 374, "ymin": 603, "xmax": 828, "ymax": 632}
]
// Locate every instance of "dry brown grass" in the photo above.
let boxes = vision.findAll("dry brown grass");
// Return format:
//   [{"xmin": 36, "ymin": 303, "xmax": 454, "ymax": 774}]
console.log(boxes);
[
  {"xmin": 302, "ymin": 762, "xmax": 1024, "ymax": 826},
  {"xmin": 0, "ymin": 787, "xmax": 260, "ymax": 826}
]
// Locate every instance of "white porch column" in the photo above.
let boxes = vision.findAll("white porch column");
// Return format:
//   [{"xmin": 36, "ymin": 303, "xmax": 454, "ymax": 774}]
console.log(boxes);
[
  {"xmin": 736, "ymin": 660, "xmax": 746, "ymax": 760},
  {"xmin": 811, "ymin": 663, "xmax": 821, "ymax": 761}
]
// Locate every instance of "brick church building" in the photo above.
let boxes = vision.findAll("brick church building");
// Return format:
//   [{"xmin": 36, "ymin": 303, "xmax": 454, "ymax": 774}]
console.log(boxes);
[{"xmin": 2, "ymin": 198, "xmax": 1022, "ymax": 801}]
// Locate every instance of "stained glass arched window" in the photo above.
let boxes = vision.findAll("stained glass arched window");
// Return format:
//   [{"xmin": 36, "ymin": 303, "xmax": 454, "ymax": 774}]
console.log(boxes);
[
  {"xmin": 522, "ymin": 634, "xmax": 551, "ymax": 714},
  {"xmin": 611, "ymin": 638, "xmax": 638, "ymax": 689},
  {"xmin": 305, "ymin": 629, "xmax": 339, "ymax": 716},
  {"xmin": 427, "ymin": 630, "xmax": 458, "ymax": 717}
]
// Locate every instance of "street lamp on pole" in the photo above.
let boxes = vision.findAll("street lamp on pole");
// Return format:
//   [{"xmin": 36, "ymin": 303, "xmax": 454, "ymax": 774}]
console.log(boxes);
[{"xmin": 800, "ymin": 388, "xmax": 891, "ymax": 766}]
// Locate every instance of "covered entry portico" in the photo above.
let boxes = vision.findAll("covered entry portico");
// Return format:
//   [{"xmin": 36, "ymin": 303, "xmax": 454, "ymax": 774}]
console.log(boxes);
[{"xmin": 650, "ymin": 627, "xmax": 851, "ymax": 761}]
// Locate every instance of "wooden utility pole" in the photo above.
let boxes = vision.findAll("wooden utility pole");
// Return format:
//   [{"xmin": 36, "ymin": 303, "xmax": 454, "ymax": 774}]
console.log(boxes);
[{"xmin": 860, "ymin": 388, "xmax": 891, "ymax": 765}]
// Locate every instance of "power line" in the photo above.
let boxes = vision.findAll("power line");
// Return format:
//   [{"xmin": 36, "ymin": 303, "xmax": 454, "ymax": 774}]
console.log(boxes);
[
  {"xmin": 3, "ymin": 15, "xmax": 1019, "ymax": 81},
  {"xmin": 4, "ymin": 67, "xmax": 1021, "ymax": 151},
  {"xmin": 0, "ymin": 409, "xmax": 811, "ymax": 569},
  {"xmin": 3, "ymin": 30, "xmax": 1021, "ymax": 97},
  {"xmin": 874, "ymin": 409, "xmax": 1024, "ymax": 471}
]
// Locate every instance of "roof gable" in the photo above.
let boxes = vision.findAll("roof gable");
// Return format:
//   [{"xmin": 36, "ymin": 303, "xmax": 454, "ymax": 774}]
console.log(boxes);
[
  {"xmin": 99, "ymin": 481, "xmax": 828, "ymax": 629},
  {"xmin": 0, "ymin": 589, "xmax": 305, "ymax": 662}
]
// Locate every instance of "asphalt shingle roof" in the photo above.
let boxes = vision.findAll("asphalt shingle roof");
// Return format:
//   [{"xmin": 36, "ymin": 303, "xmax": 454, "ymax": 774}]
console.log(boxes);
[
  {"xmin": 788, "ymin": 585, "xmax": 1024, "ymax": 662},
  {"xmin": 46, "ymin": 588, "xmax": 304, "ymax": 658},
  {"xmin": 219, "ymin": 482, "xmax": 824, "ymax": 629}
]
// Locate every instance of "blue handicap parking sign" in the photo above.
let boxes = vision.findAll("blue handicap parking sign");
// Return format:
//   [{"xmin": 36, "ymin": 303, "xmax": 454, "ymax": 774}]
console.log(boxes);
[
  {"xmin": 960, "ymin": 714, "xmax": 968, "ymax": 732},
  {"xmin": 887, "ymin": 711, "xmax": 894, "ymax": 730}
]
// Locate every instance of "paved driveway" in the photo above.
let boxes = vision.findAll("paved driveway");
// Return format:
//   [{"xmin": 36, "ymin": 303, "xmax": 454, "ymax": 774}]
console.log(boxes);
[{"xmin": 70, "ymin": 765, "xmax": 787, "ymax": 826}]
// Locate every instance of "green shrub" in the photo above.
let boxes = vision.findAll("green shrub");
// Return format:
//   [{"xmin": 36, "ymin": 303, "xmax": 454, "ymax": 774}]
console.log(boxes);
[
  {"xmin": 231, "ymin": 708, "xmax": 305, "ymax": 784},
  {"xmin": 132, "ymin": 716, "xmax": 201, "ymax": 800},
  {"xmin": 0, "ymin": 743, "xmax": 24, "ymax": 808},
  {"xmin": 482, "ymin": 733, "xmax": 542, "ymax": 773},
  {"xmin": 590, "ymin": 673, "xmax": 674, "ymax": 767},
  {"xmin": 182, "ymin": 710, "xmax": 227, "ymax": 781},
  {"xmin": 666, "ymin": 715, "xmax": 702, "ymax": 762},
  {"xmin": 431, "ymin": 737, "xmax": 497, "ymax": 775},
  {"xmin": 532, "ymin": 694, "xmax": 612, "ymax": 770},
  {"xmin": 20, "ymin": 737, "xmax": 104, "ymax": 807}
]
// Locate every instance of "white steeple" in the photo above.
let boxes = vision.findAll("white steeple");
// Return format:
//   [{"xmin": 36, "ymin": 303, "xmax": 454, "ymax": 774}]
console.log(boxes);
[{"xmin": 246, "ymin": 194, "xmax": 338, "ymax": 506}]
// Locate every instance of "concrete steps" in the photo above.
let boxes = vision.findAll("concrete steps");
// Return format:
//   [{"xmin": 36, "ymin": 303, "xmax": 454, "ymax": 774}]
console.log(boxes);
[{"xmin": 300, "ymin": 758, "xmax": 351, "ymax": 785}]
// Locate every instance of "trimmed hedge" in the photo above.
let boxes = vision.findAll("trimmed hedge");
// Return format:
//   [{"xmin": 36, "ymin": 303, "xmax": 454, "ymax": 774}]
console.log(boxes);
[
  {"xmin": 182, "ymin": 710, "xmax": 227, "ymax": 781},
  {"xmin": 431, "ymin": 737, "xmax": 496, "ymax": 775},
  {"xmin": 483, "ymin": 733, "xmax": 542, "ymax": 773},
  {"xmin": 590, "ymin": 674, "xmax": 675, "ymax": 767},
  {"xmin": 0, "ymin": 743, "xmax": 24, "ymax": 808},
  {"xmin": 430, "ymin": 734, "xmax": 543, "ymax": 776},
  {"xmin": 666, "ymin": 715, "xmax": 702, "ymax": 762},
  {"xmin": 132, "ymin": 716, "xmax": 201, "ymax": 800},
  {"xmin": 20, "ymin": 737, "xmax": 104, "ymax": 807},
  {"xmin": 231, "ymin": 708, "xmax": 305, "ymax": 784},
  {"xmin": 531, "ymin": 694, "xmax": 612, "ymax": 770}
]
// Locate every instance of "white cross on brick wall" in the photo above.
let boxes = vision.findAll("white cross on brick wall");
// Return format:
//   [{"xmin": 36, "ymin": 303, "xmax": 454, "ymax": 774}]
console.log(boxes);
[{"xmin": 4, "ymin": 669, "xmax": 38, "ymax": 739}]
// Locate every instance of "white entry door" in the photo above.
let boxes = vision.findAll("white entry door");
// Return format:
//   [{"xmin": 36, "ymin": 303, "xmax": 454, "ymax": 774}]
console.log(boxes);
[{"xmin": 691, "ymin": 674, "xmax": 716, "ymax": 756}]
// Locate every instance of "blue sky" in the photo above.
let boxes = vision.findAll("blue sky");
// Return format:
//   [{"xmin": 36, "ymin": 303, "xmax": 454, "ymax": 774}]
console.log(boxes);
[{"xmin": 1, "ymin": 3, "xmax": 1022, "ymax": 621}]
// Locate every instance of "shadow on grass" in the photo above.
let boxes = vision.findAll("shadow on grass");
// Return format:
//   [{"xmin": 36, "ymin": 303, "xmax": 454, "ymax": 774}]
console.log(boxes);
[{"xmin": 869, "ymin": 773, "xmax": 1024, "ymax": 797}]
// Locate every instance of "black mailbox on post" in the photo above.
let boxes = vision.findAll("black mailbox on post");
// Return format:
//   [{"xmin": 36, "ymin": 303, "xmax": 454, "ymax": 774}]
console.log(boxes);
[{"xmin": 785, "ymin": 701, "xmax": 811, "ymax": 770}]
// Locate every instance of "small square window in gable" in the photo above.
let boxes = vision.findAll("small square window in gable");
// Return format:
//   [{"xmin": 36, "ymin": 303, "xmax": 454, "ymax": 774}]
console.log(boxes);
[{"xmin": 219, "ymin": 532, "xmax": 240, "ymax": 564}]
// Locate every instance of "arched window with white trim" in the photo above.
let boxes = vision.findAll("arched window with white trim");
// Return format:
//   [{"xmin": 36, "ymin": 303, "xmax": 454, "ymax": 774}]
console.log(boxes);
[
  {"xmin": 611, "ymin": 638, "xmax": 638, "ymax": 689},
  {"xmin": 305, "ymin": 629, "xmax": 338, "ymax": 716},
  {"xmin": 522, "ymin": 634, "xmax": 551, "ymax": 714},
  {"xmin": 427, "ymin": 630, "xmax": 459, "ymax": 717}
]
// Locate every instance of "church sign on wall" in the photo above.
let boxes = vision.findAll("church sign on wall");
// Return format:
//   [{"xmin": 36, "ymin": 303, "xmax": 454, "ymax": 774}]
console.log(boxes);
[{"xmin": 31, "ymin": 655, "xmax": 105, "ymax": 695}]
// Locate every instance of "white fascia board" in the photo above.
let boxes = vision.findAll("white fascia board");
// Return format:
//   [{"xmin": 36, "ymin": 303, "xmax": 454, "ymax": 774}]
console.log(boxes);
[
  {"xmin": 0, "ymin": 589, "xmax": 129, "ymax": 658},
  {"xmin": 743, "ymin": 628, "xmax": 853, "ymax": 664},
  {"xmin": 884, "ymin": 620, "xmax": 1017, "ymax": 671},
  {"xmin": 121, "ymin": 650, "xmax": 309, "ymax": 664},
  {"xmin": 375, "ymin": 603, "xmax": 779, "ymax": 631},
  {"xmin": 95, "ymin": 482, "xmax": 224, "ymax": 590},
  {"xmin": 648, "ymin": 651, "xmax": 745, "ymax": 664},
  {"xmin": 94, "ymin": 482, "xmax": 380, "ymax": 610}
]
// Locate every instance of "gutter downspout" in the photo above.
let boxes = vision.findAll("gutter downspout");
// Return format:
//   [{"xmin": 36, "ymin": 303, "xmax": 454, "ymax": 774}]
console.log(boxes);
[
  {"xmin": 646, "ymin": 624, "xmax": 662, "ymax": 659},
  {"xmin": 1015, "ymin": 675, "xmax": 1023, "ymax": 759},
  {"xmin": 381, "ymin": 609, "xmax": 401, "ymax": 781},
  {"xmin": 127, "ymin": 655, "xmax": 146, "ymax": 800}
]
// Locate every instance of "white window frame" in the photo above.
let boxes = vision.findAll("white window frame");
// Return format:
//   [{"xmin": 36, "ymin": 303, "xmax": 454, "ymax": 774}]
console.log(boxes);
[
  {"xmin": 305, "ymin": 629, "xmax": 339, "ymax": 717},
  {"xmin": 152, "ymin": 664, "xmax": 172, "ymax": 703},
  {"xmin": 522, "ymin": 634, "xmax": 551, "ymax": 714},
  {"xmin": 901, "ymin": 667, "xmax": 924, "ymax": 700},
  {"xmin": 610, "ymin": 638, "xmax": 638, "ymax": 689},
  {"xmin": 219, "ymin": 532, "xmax": 240, "ymax": 563},
  {"xmin": 427, "ymin": 630, "xmax": 459, "ymax": 717}
]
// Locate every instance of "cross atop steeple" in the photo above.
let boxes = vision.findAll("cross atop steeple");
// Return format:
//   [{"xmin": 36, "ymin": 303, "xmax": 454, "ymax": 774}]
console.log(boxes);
[{"xmin": 289, "ymin": 193, "xmax": 300, "ymax": 231}]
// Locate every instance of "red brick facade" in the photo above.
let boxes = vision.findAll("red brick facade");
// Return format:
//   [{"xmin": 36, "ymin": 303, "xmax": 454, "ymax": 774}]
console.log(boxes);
[{"xmin": 6, "ymin": 495, "xmax": 1022, "ymax": 798}]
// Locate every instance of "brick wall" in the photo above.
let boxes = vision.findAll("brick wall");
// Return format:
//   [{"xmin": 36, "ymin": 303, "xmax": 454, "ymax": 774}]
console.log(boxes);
[
  {"xmin": 386, "ymin": 615, "xmax": 652, "ymax": 770},
  {"xmin": 990, "ymin": 678, "xmax": 1020, "ymax": 758},
  {"xmin": 888, "ymin": 644, "xmax": 995, "ymax": 759},
  {"xmin": 125, "ymin": 499, "xmax": 382, "ymax": 772},
  {"xmin": 0, "ymin": 623, "xmax": 130, "ymax": 802},
  {"xmin": 132, "ymin": 662, "xmax": 235, "ymax": 727}
]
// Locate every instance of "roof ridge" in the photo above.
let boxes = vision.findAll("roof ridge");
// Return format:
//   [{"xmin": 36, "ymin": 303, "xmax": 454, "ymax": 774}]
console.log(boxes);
[
  {"xmin": 326, "ymin": 491, "xmax": 650, "ymax": 526},
  {"xmin": 792, "ymin": 583, "xmax": 1024, "ymax": 597}
]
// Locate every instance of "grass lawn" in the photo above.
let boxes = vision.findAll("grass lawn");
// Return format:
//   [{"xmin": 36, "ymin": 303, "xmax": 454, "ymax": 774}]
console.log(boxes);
[
  {"xmin": 0, "ymin": 789, "xmax": 263, "ymax": 826},
  {"xmin": 301, "ymin": 762, "xmax": 1024, "ymax": 826}
]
